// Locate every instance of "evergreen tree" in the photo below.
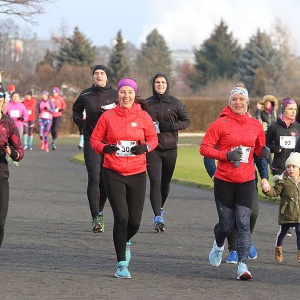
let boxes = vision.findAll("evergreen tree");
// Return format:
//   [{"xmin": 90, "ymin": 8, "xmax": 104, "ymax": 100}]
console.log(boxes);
[
  {"xmin": 108, "ymin": 30, "xmax": 129, "ymax": 86},
  {"xmin": 193, "ymin": 19, "xmax": 240, "ymax": 90},
  {"xmin": 237, "ymin": 29, "xmax": 282, "ymax": 96},
  {"xmin": 55, "ymin": 26, "xmax": 96, "ymax": 69},
  {"xmin": 136, "ymin": 28, "xmax": 172, "ymax": 87}
]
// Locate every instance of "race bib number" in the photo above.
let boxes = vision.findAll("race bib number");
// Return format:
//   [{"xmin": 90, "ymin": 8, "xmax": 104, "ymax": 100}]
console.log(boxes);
[
  {"xmin": 27, "ymin": 109, "xmax": 32, "ymax": 115},
  {"xmin": 10, "ymin": 110, "xmax": 20, "ymax": 118},
  {"xmin": 280, "ymin": 136, "xmax": 296, "ymax": 149},
  {"xmin": 231, "ymin": 146, "xmax": 251, "ymax": 163},
  {"xmin": 153, "ymin": 121, "xmax": 160, "ymax": 133},
  {"xmin": 55, "ymin": 107, "xmax": 59, "ymax": 113},
  {"xmin": 116, "ymin": 140, "xmax": 136, "ymax": 157},
  {"xmin": 41, "ymin": 112, "xmax": 51, "ymax": 119}
]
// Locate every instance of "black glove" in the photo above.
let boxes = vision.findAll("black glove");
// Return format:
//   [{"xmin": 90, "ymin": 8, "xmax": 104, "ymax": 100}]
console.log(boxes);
[
  {"xmin": 58, "ymin": 109, "xmax": 64, "ymax": 112},
  {"xmin": 78, "ymin": 119, "xmax": 86, "ymax": 127},
  {"xmin": 274, "ymin": 146, "xmax": 283, "ymax": 154},
  {"xmin": 159, "ymin": 122, "xmax": 175, "ymax": 132},
  {"xmin": 17, "ymin": 116, "xmax": 24, "ymax": 121},
  {"xmin": 43, "ymin": 107, "xmax": 48, "ymax": 110},
  {"xmin": 103, "ymin": 144, "xmax": 119, "ymax": 154},
  {"xmin": 9, "ymin": 145, "xmax": 18, "ymax": 160},
  {"xmin": 226, "ymin": 148, "xmax": 243, "ymax": 162},
  {"xmin": 131, "ymin": 140, "xmax": 148, "ymax": 155},
  {"xmin": 261, "ymin": 146, "xmax": 270, "ymax": 158}
]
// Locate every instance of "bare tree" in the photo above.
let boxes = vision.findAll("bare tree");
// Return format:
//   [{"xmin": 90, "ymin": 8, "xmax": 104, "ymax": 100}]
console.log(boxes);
[{"xmin": 0, "ymin": 0, "xmax": 53, "ymax": 23}]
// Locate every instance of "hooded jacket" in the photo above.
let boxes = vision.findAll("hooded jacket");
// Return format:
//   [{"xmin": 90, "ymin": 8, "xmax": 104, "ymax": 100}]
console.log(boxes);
[
  {"xmin": 200, "ymin": 106, "xmax": 266, "ymax": 183},
  {"xmin": 72, "ymin": 83, "xmax": 118, "ymax": 141},
  {"xmin": 90, "ymin": 103, "xmax": 158, "ymax": 176},
  {"xmin": 263, "ymin": 173, "xmax": 300, "ymax": 225},
  {"xmin": 146, "ymin": 73, "xmax": 190, "ymax": 150},
  {"xmin": 51, "ymin": 87, "xmax": 66, "ymax": 118},
  {"xmin": 256, "ymin": 95, "xmax": 279, "ymax": 130}
]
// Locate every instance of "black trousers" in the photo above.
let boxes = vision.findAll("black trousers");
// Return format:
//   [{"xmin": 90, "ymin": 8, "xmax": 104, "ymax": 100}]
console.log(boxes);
[{"xmin": 0, "ymin": 179, "xmax": 9, "ymax": 248}]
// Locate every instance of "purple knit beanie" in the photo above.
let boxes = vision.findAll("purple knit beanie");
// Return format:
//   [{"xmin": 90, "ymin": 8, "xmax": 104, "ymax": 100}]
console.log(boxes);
[{"xmin": 117, "ymin": 78, "xmax": 138, "ymax": 95}]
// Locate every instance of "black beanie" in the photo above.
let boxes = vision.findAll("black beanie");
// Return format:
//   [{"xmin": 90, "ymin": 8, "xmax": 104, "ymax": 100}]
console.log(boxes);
[{"xmin": 92, "ymin": 64, "xmax": 109, "ymax": 78}]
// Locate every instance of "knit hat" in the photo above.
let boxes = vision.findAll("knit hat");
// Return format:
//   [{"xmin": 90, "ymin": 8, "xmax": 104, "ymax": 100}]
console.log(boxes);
[
  {"xmin": 92, "ymin": 64, "xmax": 109, "ymax": 77},
  {"xmin": 0, "ymin": 82, "xmax": 5, "ymax": 98},
  {"xmin": 280, "ymin": 97, "xmax": 296, "ymax": 114},
  {"xmin": 42, "ymin": 90, "xmax": 49, "ymax": 95},
  {"xmin": 285, "ymin": 152, "xmax": 300, "ymax": 168},
  {"xmin": 52, "ymin": 87, "xmax": 60, "ymax": 94},
  {"xmin": 8, "ymin": 84, "xmax": 15, "ymax": 92},
  {"xmin": 117, "ymin": 77, "xmax": 138, "ymax": 95},
  {"xmin": 229, "ymin": 86, "xmax": 249, "ymax": 105}
]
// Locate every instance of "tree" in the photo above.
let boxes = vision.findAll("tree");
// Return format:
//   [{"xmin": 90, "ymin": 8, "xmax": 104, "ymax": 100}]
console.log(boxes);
[
  {"xmin": 55, "ymin": 26, "xmax": 96, "ymax": 69},
  {"xmin": 136, "ymin": 28, "xmax": 172, "ymax": 92},
  {"xmin": 0, "ymin": 0, "xmax": 52, "ymax": 23},
  {"xmin": 193, "ymin": 19, "xmax": 241, "ymax": 90},
  {"xmin": 238, "ymin": 29, "xmax": 283, "ymax": 96},
  {"xmin": 108, "ymin": 30, "xmax": 129, "ymax": 86}
]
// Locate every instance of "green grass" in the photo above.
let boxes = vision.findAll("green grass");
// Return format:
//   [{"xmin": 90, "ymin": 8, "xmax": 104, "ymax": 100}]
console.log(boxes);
[{"xmin": 70, "ymin": 136, "xmax": 279, "ymax": 204}]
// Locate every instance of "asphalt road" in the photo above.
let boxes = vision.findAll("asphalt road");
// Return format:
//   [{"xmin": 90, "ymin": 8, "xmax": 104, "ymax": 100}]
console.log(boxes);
[{"xmin": 0, "ymin": 142, "xmax": 299, "ymax": 300}]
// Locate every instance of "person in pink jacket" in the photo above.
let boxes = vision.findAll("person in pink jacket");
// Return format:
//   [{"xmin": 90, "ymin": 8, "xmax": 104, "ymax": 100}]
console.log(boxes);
[
  {"xmin": 90, "ymin": 78, "xmax": 158, "ymax": 279},
  {"xmin": 200, "ymin": 82, "xmax": 270, "ymax": 280}
]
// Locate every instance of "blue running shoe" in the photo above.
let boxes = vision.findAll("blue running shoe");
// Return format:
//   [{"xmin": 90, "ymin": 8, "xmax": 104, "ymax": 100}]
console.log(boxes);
[
  {"xmin": 126, "ymin": 240, "xmax": 131, "ymax": 265},
  {"xmin": 153, "ymin": 216, "xmax": 165, "ymax": 233},
  {"xmin": 115, "ymin": 261, "xmax": 131, "ymax": 279},
  {"xmin": 226, "ymin": 251, "xmax": 237, "ymax": 264},
  {"xmin": 248, "ymin": 242, "xmax": 257, "ymax": 259},
  {"xmin": 209, "ymin": 240, "xmax": 224, "ymax": 267},
  {"xmin": 237, "ymin": 262, "xmax": 252, "ymax": 280}
]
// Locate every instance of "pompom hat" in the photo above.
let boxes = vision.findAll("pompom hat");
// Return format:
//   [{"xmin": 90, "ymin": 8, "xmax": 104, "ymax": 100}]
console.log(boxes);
[{"xmin": 285, "ymin": 152, "xmax": 300, "ymax": 168}]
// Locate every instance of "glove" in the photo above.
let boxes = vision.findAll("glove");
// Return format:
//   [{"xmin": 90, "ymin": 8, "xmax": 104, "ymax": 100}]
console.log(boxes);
[
  {"xmin": 103, "ymin": 144, "xmax": 119, "ymax": 154},
  {"xmin": 261, "ymin": 146, "xmax": 270, "ymax": 158},
  {"xmin": 58, "ymin": 109, "xmax": 64, "ymax": 112},
  {"xmin": 9, "ymin": 145, "xmax": 18, "ymax": 160},
  {"xmin": 159, "ymin": 122, "xmax": 175, "ymax": 132},
  {"xmin": 131, "ymin": 140, "xmax": 148, "ymax": 155},
  {"xmin": 17, "ymin": 116, "xmax": 24, "ymax": 121},
  {"xmin": 78, "ymin": 119, "xmax": 86, "ymax": 127},
  {"xmin": 226, "ymin": 148, "xmax": 243, "ymax": 162},
  {"xmin": 43, "ymin": 107, "xmax": 48, "ymax": 110},
  {"xmin": 275, "ymin": 146, "xmax": 283, "ymax": 153}
]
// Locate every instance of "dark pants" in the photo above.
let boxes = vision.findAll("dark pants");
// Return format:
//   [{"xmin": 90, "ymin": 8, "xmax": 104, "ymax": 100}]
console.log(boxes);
[
  {"xmin": 103, "ymin": 168, "xmax": 146, "ymax": 262},
  {"xmin": 0, "ymin": 179, "xmax": 9, "ymax": 248},
  {"xmin": 146, "ymin": 149, "xmax": 177, "ymax": 216},
  {"xmin": 51, "ymin": 116, "xmax": 62, "ymax": 141},
  {"xmin": 83, "ymin": 140, "xmax": 107, "ymax": 219},
  {"xmin": 276, "ymin": 223, "xmax": 300, "ymax": 249}
]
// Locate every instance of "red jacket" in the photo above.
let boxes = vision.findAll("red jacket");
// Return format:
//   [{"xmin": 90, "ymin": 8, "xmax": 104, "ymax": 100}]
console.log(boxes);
[
  {"xmin": 90, "ymin": 103, "xmax": 158, "ymax": 176},
  {"xmin": 51, "ymin": 95, "xmax": 66, "ymax": 117},
  {"xmin": 23, "ymin": 98, "xmax": 37, "ymax": 122},
  {"xmin": 200, "ymin": 106, "xmax": 266, "ymax": 183}
]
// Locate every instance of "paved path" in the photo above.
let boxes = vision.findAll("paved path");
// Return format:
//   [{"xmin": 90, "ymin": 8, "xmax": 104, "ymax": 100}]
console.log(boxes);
[{"xmin": 0, "ymin": 143, "xmax": 299, "ymax": 300}]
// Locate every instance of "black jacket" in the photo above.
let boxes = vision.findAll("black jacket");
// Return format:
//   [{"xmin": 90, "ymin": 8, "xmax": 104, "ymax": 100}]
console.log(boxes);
[
  {"xmin": 72, "ymin": 83, "xmax": 118, "ymax": 141},
  {"xmin": 146, "ymin": 73, "xmax": 190, "ymax": 150}
]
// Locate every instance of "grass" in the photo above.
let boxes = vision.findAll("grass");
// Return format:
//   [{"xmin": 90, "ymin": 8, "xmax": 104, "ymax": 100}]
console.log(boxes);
[{"xmin": 70, "ymin": 135, "xmax": 279, "ymax": 204}]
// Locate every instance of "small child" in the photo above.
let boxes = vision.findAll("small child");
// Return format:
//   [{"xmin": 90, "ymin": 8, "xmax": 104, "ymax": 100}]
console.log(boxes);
[{"xmin": 263, "ymin": 152, "xmax": 300, "ymax": 263}]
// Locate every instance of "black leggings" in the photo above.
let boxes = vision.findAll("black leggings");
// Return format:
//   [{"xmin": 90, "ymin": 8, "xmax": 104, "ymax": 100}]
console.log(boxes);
[
  {"xmin": 0, "ymin": 179, "xmax": 9, "ymax": 248},
  {"xmin": 146, "ymin": 149, "xmax": 177, "ymax": 216},
  {"xmin": 227, "ymin": 184, "xmax": 259, "ymax": 251},
  {"xmin": 276, "ymin": 223, "xmax": 300, "ymax": 249},
  {"xmin": 51, "ymin": 116, "xmax": 62, "ymax": 140},
  {"xmin": 103, "ymin": 168, "xmax": 146, "ymax": 262},
  {"xmin": 83, "ymin": 140, "xmax": 107, "ymax": 219},
  {"xmin": 214, "ymin": 178, "xmax": 254, "ymax": 262}
]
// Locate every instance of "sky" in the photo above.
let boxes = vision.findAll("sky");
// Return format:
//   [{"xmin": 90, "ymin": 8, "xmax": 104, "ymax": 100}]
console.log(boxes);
[{"xmin": 14, "ymin": 0, "xmax": 300, "ymax": 52}]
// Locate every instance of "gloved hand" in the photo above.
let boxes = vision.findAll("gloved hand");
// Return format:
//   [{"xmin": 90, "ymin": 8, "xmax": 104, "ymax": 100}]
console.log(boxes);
[
  {"xmin": 9, "ymin": 145, "xmax": 18, "ymax": 160},
  {"xmin": 261, "ymin": 146, "xmax": 270, "ymax": 158},
  {"xmin": 58, "ymin": 109, "xmax": 64, "ymax": 112},
  {"xmin": 78, "ymin": 119, "xmax": 86, "ymax": 128},
  {"xmin": 17, "ymin": 116, "xmax": 24, "ymax": 121},
  {"xmin": 131, "ymin": 140, "xmax": 148, "ymax": 155},
  {"xmin": 159, "ymin": 122, "xmax": 175, "ymax": 132},
  {"xmin": 103, "ymin": 144, "xmax": 119, "ymax": 154},
  {"xmin": 226, "ymin": 148, "xmax": 243, "ymax": 162},
  {"xmin": 275, "ymin": 146, "xmax": 283, "ymax": 153},
  {"xmin": 43, "ymin": 107, "xmax": 48, "ymax": 110}
]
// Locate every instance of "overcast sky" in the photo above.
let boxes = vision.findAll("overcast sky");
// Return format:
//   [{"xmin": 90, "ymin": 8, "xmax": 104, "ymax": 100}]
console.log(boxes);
[{"xmin": 15, "ymin": 0, "xmax": 300, "ymax": 52}]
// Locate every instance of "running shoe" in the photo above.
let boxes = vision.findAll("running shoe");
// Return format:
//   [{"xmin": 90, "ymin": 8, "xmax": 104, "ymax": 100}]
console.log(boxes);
[
  {"xmin": 237, "ymin": 262, "xmax": 252, "ymax": 280},
  {"xmin": 51, "ymin": 141, "xmax": 57, "ymax": 151},
  {"xmin": 209, "ymin": 240, "xmax": 224, "ymax": 267},
  {"xmin": 126, "ymin": 240, "xmax": 131, "ymax": 265},
  {"xmin": 98, "ymin": 213, "xmax": 104, "ymax": 232},
  {"xmin": 226, "ymin": 251, "xmax": 237, "ymax": 264},
  {"xmin": 23, "ymin": 145, "xmax": 27, "ymax": 150},
  {"xmin": 44, "ymin": 142, "xmax": 49, "ymax": 152},
  {"xmin": 287, "ymin": 229, "xmax": 292, "ymax": 237},
  {"xmin": 248, "ymin": 242, "xmax": 257, "ymax": 259},
  {"xmin": 12, "ymin": 161, "xmax": 19, "ymax": 166},
  {"xmin": 115, "ymin": 261, "xmax": 131, "ymax": 279},
  {"xmin": 275, "ymin": 246, "xmax": 283, "ymax": 262},
  {"xmin": 39, "ymin": 140, "xmax": 44, "ymax": 150},
  {"xmin": 153, "ymin": 216, "xmax": 165, "ymax": 233},
  {"xmin": 92, "ymin": 216, "xmax": 102, "ymax": 233},
  {"xmin": 28, "ymin": 145, "xmax": 33, "ymax": 150}
]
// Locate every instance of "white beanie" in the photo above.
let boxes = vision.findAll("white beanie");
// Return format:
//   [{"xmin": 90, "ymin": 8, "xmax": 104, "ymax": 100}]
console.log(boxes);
[{"xmin": 285, "ymin": 152, "xmax": 300, "ymax": 168}]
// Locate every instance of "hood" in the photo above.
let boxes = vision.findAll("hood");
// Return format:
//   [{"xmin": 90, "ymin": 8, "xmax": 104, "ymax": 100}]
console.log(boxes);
[
  {"xmin": 152, "ymin": 73, "xmax": 170, "ymax": 99},
  {"xmin": 219, "ymin": 106, "xmax": 251, "ymax": 123},
  {"xmin": 259, "ymin": 95, "xmax": 278, "ymax": 110}
]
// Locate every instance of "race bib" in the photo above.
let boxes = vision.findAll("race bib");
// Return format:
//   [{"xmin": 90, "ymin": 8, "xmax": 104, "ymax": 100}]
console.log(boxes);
[
  {"xmin": 10, "ymin": 110, "xmax": 20, "ymax": 118},
  {"xmin": 116, "ymin": 140, "xmax": 136, "ymax": 157},
  {"xmin": 55, "ymin": 107, "xmax": 59, "ymax": 113},
  {"xmin": 27, "ymin": 109, "xmax": 32, "ymax": 115},
  {"xmin": 231, "ymin": 146, "xmax": 251, "ymax": 163},
  {"xmin": 153, "ymin": 121, "xmax": 160, "ymax": 133},
  {"xmin": 280, "ymin": 136, "xmax": 296, "ymax": 149},
  {"xmin": 41, "ymin": 112, "xmax": 51, "ymax": 119}
]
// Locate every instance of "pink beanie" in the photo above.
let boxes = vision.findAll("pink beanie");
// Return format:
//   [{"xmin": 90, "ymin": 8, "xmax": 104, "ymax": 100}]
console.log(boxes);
[{"xmin": 117, "ymin": 78, "xmax": 138, "ymax": 95}]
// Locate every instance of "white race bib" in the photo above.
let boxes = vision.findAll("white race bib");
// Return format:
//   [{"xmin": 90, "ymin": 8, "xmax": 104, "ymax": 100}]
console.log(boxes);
[
  {"xmin": 27, "ymin": 109, "xmax": 32, "ymax": 115},
  {"xmin": 231, "ymin": 146, "xmax": 251, "ymax": 163},
  {"xmin": 280, "ymin": 136, "xmax": 296, "ymax": 149},
  {"xmin": 41, "ymin": 112, "xmax": 51, "ymax": 119},
  {"xmin": 10, "ymin": 110, "xmax": 20, "ymax": 118},
  {"xmin": 116, "ymin": 140, "xmax": 136, "ymax": 157}
]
